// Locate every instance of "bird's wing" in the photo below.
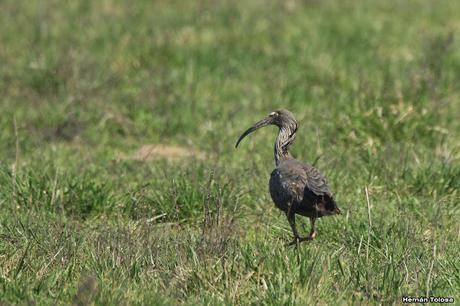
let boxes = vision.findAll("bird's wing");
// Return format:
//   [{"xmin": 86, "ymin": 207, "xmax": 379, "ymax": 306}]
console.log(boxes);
[
  {"xmin": 301, "ymin": 164, "xmax": 340, "ymax": 213},
  {"xmin": 276, "ymin": 161, "xmax": 332, "ymax": 202},
  {"xmin": 303, "ymin": 164, "xmax": 333, "ymax": 197}
]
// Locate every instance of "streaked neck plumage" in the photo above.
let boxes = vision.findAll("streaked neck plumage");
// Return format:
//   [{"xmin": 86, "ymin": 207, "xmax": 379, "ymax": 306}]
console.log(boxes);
[{"xmin": 274, "ymin": 121, "xmax": 297, "ymax": 166}]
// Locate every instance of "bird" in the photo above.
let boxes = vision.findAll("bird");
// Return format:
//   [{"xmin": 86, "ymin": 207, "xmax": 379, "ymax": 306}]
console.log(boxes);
[{"xmin": 235, "ymin": 109, "xmax": 340, "ymax": 246}]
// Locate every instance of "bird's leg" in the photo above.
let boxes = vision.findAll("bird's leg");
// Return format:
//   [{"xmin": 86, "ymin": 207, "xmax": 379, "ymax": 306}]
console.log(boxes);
[
  {"xmin": 287, "ymin": 212, "xmax": 299, "ymax": 239},
  {"xmin": 285, "ymin": 214, "xmax": 317, "ymax": 247},
  {"xmin": 308, "ymin": 218, "xmax": 317, "ymax": 240},
  {"xmin": 285, "ymin": 211, "xmax": 307, "ymax": 246}
]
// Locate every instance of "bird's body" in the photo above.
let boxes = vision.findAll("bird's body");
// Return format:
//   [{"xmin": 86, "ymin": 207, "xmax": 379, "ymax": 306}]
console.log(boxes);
[
  {"xmin": 269, "ymin": 158, "xmax": 338, "ymax": 218},
  {"xmin": 236, "ymin": 109, "xmax": 340, "ymax": 245}
]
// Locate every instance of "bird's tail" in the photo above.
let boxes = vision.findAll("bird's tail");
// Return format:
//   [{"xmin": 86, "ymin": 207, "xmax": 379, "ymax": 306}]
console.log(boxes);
[{"xmin": 325, "ymin": 197, "xmax": 341, "ymax": 215}]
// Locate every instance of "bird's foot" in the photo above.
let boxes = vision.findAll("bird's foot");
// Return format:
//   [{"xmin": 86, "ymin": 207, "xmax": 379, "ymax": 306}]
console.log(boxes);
[{"xmin": 284, "ymin": 235, "xmax": 315, "ymax": 247}]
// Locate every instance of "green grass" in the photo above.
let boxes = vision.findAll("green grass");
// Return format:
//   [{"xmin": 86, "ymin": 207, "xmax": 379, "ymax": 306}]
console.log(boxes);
[{"xmin": 1, "ymin": 0, "xmax": 460, "ymax": 304}]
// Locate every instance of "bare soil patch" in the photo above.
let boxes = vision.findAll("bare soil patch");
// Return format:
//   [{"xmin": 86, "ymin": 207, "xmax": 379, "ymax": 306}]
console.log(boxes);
[{"xmin": 118, "ymin": 144, "xmax": 207, "ymax": 161}]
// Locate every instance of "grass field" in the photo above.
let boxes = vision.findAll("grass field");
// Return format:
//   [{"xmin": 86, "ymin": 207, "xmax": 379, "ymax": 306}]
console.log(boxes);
[{"xmin": 1, "ymin": 0, "xmax": 460, "ymax": 304}]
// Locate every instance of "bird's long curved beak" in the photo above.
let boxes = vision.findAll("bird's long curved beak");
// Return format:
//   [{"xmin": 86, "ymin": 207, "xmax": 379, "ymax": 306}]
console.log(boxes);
[{"xmin": 235, "ymin": 116, "xmax": 272, "ymax": 148}]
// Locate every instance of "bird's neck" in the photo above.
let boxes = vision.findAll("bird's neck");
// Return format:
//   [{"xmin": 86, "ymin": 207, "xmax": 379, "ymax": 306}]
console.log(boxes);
[{"xmin": 274, "ymin": 125, "xmax": 297, "ymax": 166}]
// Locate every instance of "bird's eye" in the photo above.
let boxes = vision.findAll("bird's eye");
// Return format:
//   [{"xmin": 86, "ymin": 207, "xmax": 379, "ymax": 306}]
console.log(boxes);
[{"xmin": 269, "ymin": 112, "xmax": 278, "ymax": 116}]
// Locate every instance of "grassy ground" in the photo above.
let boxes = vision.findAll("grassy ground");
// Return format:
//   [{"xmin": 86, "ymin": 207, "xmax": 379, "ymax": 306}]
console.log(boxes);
[{"xmin": 1, "ymin": 0, "xmax": 459, "ymax": 304}]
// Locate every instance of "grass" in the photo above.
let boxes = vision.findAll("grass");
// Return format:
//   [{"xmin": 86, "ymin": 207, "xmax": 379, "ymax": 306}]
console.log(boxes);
[{"xmin": 1, "ymin": 0, "xmax": 459, "ymax": 304}]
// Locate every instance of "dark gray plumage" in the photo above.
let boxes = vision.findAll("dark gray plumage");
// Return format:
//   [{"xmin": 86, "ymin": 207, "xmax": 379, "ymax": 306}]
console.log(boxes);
[{"xmin": 236, "ymin": 109, "xmax": 340, "ymax": 246}]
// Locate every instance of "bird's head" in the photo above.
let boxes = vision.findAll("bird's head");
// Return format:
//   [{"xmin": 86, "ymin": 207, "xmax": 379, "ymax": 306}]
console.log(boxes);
[{"xmin": 235, "ymin": 109, "xmax": 297, "ymax": 148}]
